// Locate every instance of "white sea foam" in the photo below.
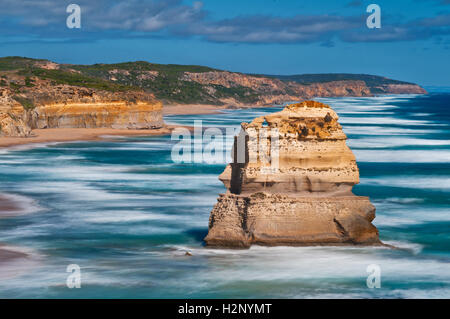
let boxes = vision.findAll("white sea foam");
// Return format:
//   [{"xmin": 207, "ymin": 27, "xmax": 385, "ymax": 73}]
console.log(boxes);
[
  {"xmin": 335, "ymin": 111, "xmax": 395, "ymax": 115},
  {"xmin": 335, "ymin": 104, "xmax": 399, "ymax": 112},
  {"xmin": 348, "ymin": 137, "xmax": 450, "ymax": 148},
  {"xmin": 382, "ymin": 197, "xmax": 425, "ymax": 204},
  {"xmin": 383, "ymin": 288, "xmax": 450, "ymax": 299},
  {"xmin": 374, "ymin": 208, "xmax": 450, "ymax": 227},
  {"xmin": 16, "ymin": 180, "xmax": 151, "ymax": 202},
  {"xmin": 382, "ymin": 241, "xmax": 424, "ymax": 254},
  {"xmin": 342, "ymin": 126, "xmax": 443, "ymax": 136},
  {"xmin": 302, "ymin": 288, "xmax": 450, "ymax": 299},
  {"xmin": 354, "ymin": 149, "xmax": 450, "ymax": 163},
  {"xmin": 0, "ymin": 141, "xmax": 78, "ymax": 155},
  {"xmin": 83, "ymin": 210, "xmax": 209, "ymax": 228},
  {"xmin": 361, "ymin": 176, "xmax": 450, "ymax": 190},
  {"xmin": 0, "ymin": 245, "xmax": 42, "ymax": 281},
  {"xmin": 83, "ymin": 211, "xmax": 176, "ymax": 223},
  {"xmin": 168, "ymin": 245, "xmax": 450, "ymax": 288},
  {"xmin": 339, "ymin": 116, "xmax": 432, "ymax": 126},
  {"xmin": 412, "ymin": 113, "xmax": 432, "ymax": 117},
  {"xmin": 0, "ymin": 193, "xmax": 43, "ymax": 217}
]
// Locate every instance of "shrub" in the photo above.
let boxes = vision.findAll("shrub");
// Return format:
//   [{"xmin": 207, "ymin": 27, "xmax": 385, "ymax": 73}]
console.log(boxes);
[{"xmin": 12, "ymin": 95, "xmax": 35, "ymax": 110}]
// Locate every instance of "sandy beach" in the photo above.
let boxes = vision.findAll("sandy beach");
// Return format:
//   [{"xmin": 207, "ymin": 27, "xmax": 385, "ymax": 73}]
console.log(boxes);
[
  {"xmin": 0, "ymin": 126, "xmax": 179, "ymax": 148},
  {"xmin": 0, "ymin": 195, "xmax": 30, "ymax": 265},
  {"xmin": 0, "ymin": 104, "xmax": 226, "ymax": 149},
  {"xmin": 163, "ymin": 103, "xmax": 226, "ymax": 115}
]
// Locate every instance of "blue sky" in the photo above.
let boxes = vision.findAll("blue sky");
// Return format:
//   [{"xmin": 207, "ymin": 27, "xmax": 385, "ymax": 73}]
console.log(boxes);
[{"xmin": 0, "ymin": 0, "xmax": 449, "ymax": 86}]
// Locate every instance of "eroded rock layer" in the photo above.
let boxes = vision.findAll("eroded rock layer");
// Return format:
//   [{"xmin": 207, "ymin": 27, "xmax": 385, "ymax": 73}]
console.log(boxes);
[
  {"xmin": 0, "ymin": 79, "xmax": 163, "ymax": 137},
  {"xmin": 30, "ymin": 101, "xmax": 162, "ymax": 130},
  {"xmin": 205, "ymin": 100, "xmax": 381, "ymax": 247}
]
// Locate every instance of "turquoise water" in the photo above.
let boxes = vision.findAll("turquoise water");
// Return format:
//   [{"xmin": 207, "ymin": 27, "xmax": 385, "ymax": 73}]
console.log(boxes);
[{"xmin": 0, "ymin": 94, "xmax": 449, "ymax": 298}]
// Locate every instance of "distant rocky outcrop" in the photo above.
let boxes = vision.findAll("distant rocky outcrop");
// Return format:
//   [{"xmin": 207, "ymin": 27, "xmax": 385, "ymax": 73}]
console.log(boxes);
[
  {"xmin": 0, "ymin": 56, "xmax": 427, "ymax": 136},
  {"xmin": 0, "ymin": 57, "xmax": 427, "ymax": 111},
  {"xmin": 181, "ymin": 71, "xmax": 375, "ymax": 106},
  {"xmin": 205, "ymin": 101, "xmax": 381, "ymax": 248},
  {"xmin": 268, "ymin": 73, "xmax": 427, "ymax": 96}
]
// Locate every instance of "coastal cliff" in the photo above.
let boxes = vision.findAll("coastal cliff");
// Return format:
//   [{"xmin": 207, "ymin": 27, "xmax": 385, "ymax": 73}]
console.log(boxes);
[
  {"xmin": 0, "ymin": 60, "xmax": 163, "ymax": 137},
  {"xmin": 31, "ymin": 101, "xmax": 162, "ymax": 130},
  {"xmin": 0, "ymin": 92, "xmax": 163, "ymax": 137},
  {"xmin": 205, "ymin": 101, "xmax": 381, "ymax": 247},
  {"xmin": 0, "ymin": 56, "xmax": 426, "ymax": 136},
  {"xmin": 181, "ymin": 71, "xmax": 374, "ymax": 105},
  {"xmin": 1, "ymin": 57, "xmax": 427, "ymax": 111}
]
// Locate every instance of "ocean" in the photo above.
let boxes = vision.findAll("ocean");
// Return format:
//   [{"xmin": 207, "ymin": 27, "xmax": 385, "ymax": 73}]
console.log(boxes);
[{"xmin": 0, "ymin": 93, "xmax": 449, "ymax": 298}]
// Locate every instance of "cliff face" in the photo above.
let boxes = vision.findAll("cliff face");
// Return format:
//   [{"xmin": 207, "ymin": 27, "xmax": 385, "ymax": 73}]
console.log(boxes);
[
  {"xmin": 0, "ymin": 91, "xmax": 32, "ymax": 137},
  {"xmin": 205, "ymin": 100, "xmax": 381, "ymax": 248},
  {"xmin": 0, "ymin": 57, "xmax": 427, "ymax": 136},
  {"xmin": 182, "ymin": 71, "xmax": 373, "ymax": 105},
  {"xmin": 30, "ymin": 101, "xmax": 162, "ymax": 130},
  {"xmin": 0, "ymin": 57, "xmax": 427, "ymax": 111},
  {"xmin": 0, "ymin": 73, "xmax": 163, "ymax": 137},
  {"xmin": 374, "ymin": 83, "xmax": 427, "ymax": 94},
  {"xmin": 271, "ymin": 73, "xmax": 428, "ymax": 96},
  {"xmin": 181, "ymin": 71, "xmax": 426, "ymax": 106}
]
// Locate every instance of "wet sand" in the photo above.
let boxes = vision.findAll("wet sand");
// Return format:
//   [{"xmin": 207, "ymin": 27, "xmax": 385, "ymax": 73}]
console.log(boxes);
[
  {"xmin": 0, "ymin": 193, "xmax": 39, "ymax": 218},
  {"xmin": 0, "ymin": 126, "xmax": 179, "ymax": 149},
  {"xmin": 0, "ymin": 196, "xmax": 30, "ymax": 266},
  {"xmin": 0, "ymin": 245, "xmax": 36, "ymax": 281},
  {"xmin": 0, "ymin": 195, "xmax": 20, "ymax": 215},
  {"xmin": 0, "ymin": 247, "xmax": 28, "ymax": 263}
]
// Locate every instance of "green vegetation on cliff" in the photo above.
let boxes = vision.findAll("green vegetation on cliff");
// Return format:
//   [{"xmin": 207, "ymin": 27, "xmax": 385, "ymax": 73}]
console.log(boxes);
[
  {"xmin": 0, "ymin": 56, "xmax": 42, "ymax": 71},
  {"xmin": 265, "ymin": 73, "xmax": 414, "ymax": 93},
  {"xmin": 0, "ymin": 56, "xmax": 426, "ymax": 105},
  {"xmin": 23, "ymin": 68, "xmax": 132, "ymax": 92},
  {"xmin": 69, "ymin": 61, "xmax": 231, "ymax": 104},
  {"xmin": 12, "ymin": 95, "xmax": 35, "ymax": 110}
]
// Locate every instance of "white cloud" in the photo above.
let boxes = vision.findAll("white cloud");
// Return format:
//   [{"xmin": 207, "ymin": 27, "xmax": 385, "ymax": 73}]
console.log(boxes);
[{"xmin": 0, "ymin": 0, "xmax": 448, "ymax": 45}]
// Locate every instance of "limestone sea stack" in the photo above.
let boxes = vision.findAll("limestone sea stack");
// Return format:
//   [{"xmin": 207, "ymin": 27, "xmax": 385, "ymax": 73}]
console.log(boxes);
[{"xmin": 204, "ymin": 100, "xmax": 381, "ymax": 248}]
